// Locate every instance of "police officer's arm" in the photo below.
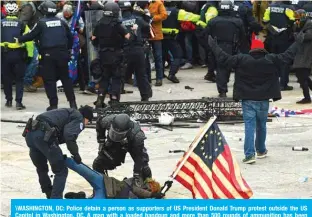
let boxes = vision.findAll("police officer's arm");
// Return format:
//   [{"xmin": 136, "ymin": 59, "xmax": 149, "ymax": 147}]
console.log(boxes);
[
  {"xmin": 245, "ymin": 7, "xmax": 263, "ymax": 34},
  {"xmin": 262, "ymin": 7, "xmax": 270, "ymax": 24},
  {"xmin": 128, "ymin": 131, "xmax": 147, "ymax": 176},
  {"xmin": 61, "ymin": 19, "xmax": 73, "ymax": 49},
  {"xmin": 96, "ymin": 117, "xmax": 107, "ymax": 144},
  {"xmin": 177, "ymin": 9, "xmax": 200, "ymax": 22},
  {"xmin": 267, "ymin": 42, "xmax": 299, "ymax": 66},
  {"xmin": 63, "ymin": 112, "xmax": 85, "ymax": 157},
  {"xmin": 138, "ymin": 18, "xmax": 150, "ymax": 37},
  {"xmin": 22, "ymin": 23, "xmax": 34, "ymax": 58},
  {"xmin": 18, "ymin": 21, "xmax": 42, "ymax": 43},
  {"xmin": 117, "ymin": 23, "xmax": 131, "ymax": 39}
]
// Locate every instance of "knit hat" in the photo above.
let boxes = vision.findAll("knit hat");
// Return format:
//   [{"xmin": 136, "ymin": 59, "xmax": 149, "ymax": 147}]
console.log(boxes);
[{"xmin": 79, "ymin": 105, "xmax": 94, "ymax": 122}]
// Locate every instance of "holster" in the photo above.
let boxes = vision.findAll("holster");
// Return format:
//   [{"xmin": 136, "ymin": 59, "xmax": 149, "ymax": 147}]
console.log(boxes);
[
  {"xmin": 31, "ymin": 120, "xmax": 58, "ymax": 143},
  {"xmin": 22, "ymin": 116, "xmax": 33, "ymax": 138}
]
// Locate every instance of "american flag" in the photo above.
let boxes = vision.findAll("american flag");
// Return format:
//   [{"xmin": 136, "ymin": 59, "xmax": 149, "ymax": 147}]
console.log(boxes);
[{"xmin": 172, "ymin": 119, "xmax": 253, "ymax": 199}]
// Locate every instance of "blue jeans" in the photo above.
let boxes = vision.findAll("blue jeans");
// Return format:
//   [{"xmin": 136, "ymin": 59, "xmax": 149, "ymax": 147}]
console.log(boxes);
[
  {"xmin": 24, "ymin": 46, "xmax": 39, "ymax": 85},
  {"xmin": 65, "ymin": 158, "xmax": 106, "ymax": 199},
  {"xmin": 242, "ymin": 100, "xmax": 269, "ymax": 158},
  {"xmin": 151, "ymin": 40, "xmax": 163, "ymax": 80}
]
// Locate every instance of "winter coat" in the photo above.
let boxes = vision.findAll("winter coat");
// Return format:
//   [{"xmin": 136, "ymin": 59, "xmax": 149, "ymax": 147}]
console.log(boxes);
[
  {"xmin": 292, "ymin": 20, "xmax": 312, "ymax": 70},
  {"xmin": 148, "ymin": 0, "xmax": 168, "ymax": 40}
]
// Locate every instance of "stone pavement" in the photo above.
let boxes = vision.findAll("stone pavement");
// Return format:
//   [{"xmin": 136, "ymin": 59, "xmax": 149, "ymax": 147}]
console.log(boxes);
[{"xmin": 1, "ymin": 68, "xmax": 312, "ymax": 216}]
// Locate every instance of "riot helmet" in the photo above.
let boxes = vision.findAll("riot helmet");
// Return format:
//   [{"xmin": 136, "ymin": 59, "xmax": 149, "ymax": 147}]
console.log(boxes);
[
  {"xmin": 118, "ymin": 1, "xmax": 133, "ymax": 10},
  {"xmin": 219, "ymin": 0, "xmax": 234, "ymax": 11},
  {"xmin": 38, "ymin": 0, "xmax": 57, "ymax": 16},
  {"xmin": 4, "ymin": 2, "xmax": 19, "ymax": 16},
  {"xmin": 103, "ymin": 2, "xmax": 121, "ymax": 18},
  {"xmin": 135, "ymin": 1, "xmax": 149, "ymax": 9},
  {"xmin": 108, "ymin": 114, "xmax": 132, "ymax": 142}
]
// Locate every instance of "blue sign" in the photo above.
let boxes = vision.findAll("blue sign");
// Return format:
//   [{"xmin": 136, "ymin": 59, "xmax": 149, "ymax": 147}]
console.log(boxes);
[{"xmin": 11, "ymin": 199, "xmax": 311, "ymax": 217}]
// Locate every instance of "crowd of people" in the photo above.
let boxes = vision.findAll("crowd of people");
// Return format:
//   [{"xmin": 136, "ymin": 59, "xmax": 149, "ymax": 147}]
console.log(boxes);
[{"xmin": 1, "ymin": 0, "xmax": 312, "ymax": 110}]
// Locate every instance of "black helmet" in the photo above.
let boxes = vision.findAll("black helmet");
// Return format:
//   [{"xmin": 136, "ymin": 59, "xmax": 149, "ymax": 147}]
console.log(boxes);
[
  {"xmin": 103, "ymin": 2, "xmax": 120, "ymax": 18},
  {"xmin": 38, "ymin": 0, "xmax": 57, "ymax": 16},
  {"xmin": 136, "ymin": 1, "xmax": 149, "ymax": 9},
  {"xmin": 219, "ymin": 0, "xmax": 234, "ymax": 11},
  {"xmin": 108, "ymin": 114, "xmax": 132, "ymax": 142},
  {"xmin": 90, "ymin": 59, "xmax": 103, "ymax": 83},
  {"xmin": 79, "ymin": 105, "xmax": 94, "ymax": 122},
  {"xmin": 118, "ymin": 1, "xmax": 133, "ymax": 10}
]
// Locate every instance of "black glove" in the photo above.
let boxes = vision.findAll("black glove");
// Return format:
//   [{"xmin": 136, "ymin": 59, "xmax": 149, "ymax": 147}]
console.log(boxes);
[
  {"xmin": 295, "ymin": 32, "xmax": 304, "ymax": 43},
  {"xmin": 151, "ymin": 192, "xmax": 165, "ymax": 199},
  {"xmin": 208, "ymin": 35, "xmax": 217, "ymax": 48},
  {"xmin": 72, "ymin": 154, "xmax": 82, "ymax": 164}
]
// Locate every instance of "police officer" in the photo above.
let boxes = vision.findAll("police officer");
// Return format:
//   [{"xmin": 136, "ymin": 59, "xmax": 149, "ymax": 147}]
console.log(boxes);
[
  {"xmin": 233, "ymin": 0, "xmax": 263, "ymax": 53},
  {"xmin": 93, "ymin": 114, "xmax": 152, "ymax": 187},
  {"xmin": 16, "ymin": 1, "xmax": 77, "ymax": 111},
  {"xmin": 119, "ymin": 1, "xmax": 152, "ymax": 101},
  {"xmin": 162, "ymin": 1, "xmax": 200, "ymax": 83},
  {"xmin": 196, "ymin": 1, "xmax": 219, "ymax": 82},
  {"xmin": 206, "ymin": 0, "xmax": 245, "ymax": 98},
  {"xmin": 303, "ymin": 1, "xmax": 312, "ymax": 19},
  {"xmin": 92, "ymin": 2, "xmax": 130, "ymax": 108},
  {"xmin": 24, "ymin": 105, "xmax": 94, "ymax": 199},
  {"xmin": 1, "ymin": 2, "xmax": 33, "ymax": 110},
  {"xmin": 263, "ymin": 1, "xmax": 296, "ymax": 91}
]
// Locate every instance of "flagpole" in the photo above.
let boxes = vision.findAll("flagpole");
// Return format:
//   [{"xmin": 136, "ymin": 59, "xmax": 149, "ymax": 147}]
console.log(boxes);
[{"xmin": 161, "ymin": 116, "xmax": 217, "ymax": 194}]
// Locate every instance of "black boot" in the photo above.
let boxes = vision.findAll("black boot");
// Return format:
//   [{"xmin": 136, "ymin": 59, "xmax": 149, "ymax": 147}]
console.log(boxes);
[
  {"xmin": 46, "ymin": 105, "xmax": 58, "ymax": 111},
  {"xmin": 16, "ymin": 102, "xmax": 26, "ymax": 110},
  {"xmin": 69, "ymin": 100, "xmax": 78, "ymax": 109},
  {"xmin": 204, "ymin": 73, "xmax": 216, "ymax": 82},
  {"xmin": 5, "ymin": 100, "xmax": 12, "ymax": 108},
  {"xmin": 296, "ymin": 98, "xmax": 312, "ymax": 104},
  {"xmin": 94, "ymin": 95, "xmax": 106, "ymax": 109},
  {"xmin": 167, "ymin": 75, "xmax": 180, "ymax": 83},
  {"xmin": 64, "ymin": 191, "xmax": 86, "ymax": 199}
]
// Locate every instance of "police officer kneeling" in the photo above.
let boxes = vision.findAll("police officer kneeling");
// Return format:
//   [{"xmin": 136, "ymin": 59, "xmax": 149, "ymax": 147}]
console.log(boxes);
[
  {"xmin": 16, "ymin": 1, "xmax": 77, "ymax": 111},
  {"xmin": 24, "ymin": 105, "xmax": 94, "ymax": 199},
  {"xmin": 93, "ymin": 114, "xmax": 152, "ymax": 187}
]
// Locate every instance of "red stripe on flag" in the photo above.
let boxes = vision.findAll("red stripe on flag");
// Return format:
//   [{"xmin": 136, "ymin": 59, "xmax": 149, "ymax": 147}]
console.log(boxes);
[
  {"xmin": 175, "ymin": 174, "xmax": 193, "ymax": 192},
  {"xmin": 181, "ymin": 165, "xmax": 194, "ymax": 178},
  {"xmin": 193, "ymin": 176, "xmax": 209, "ymax": 199},
  {"xmin": 224, "ymin": 145, "xmax": 251, "ymax": 199},
  {"xmin": 187, "ymin": 156, "xmax": 219, "ymax": 199},
  {"xmin": 211, "ymin": 167, "xmax": 236, "ymax": 199}
]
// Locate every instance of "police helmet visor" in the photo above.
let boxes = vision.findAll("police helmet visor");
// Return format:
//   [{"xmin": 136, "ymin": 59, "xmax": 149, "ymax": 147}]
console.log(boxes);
[{"xmin": 108, "ymin": 125, "xmax": 129, "ymax": 142}]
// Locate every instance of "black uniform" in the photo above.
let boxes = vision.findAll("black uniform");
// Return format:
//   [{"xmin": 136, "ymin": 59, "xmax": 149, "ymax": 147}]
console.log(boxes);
[
  {"xmin": 233, "ymin": 1, "xmax": 262, "ymax": 53},
  {"xmin": 122, "ymin": 9, "xmax": 152, "ymax": 101},
  {"xmin": 206, "ymin": 4, "xmax": 245, "ymax": 96},
  {"xmin": 303, "ymin": 2, "xmax": 312, "ymax": 19},
  {"xmin": 18, "ymin": 16, "xmax": 76, "ymax": 110},
  {"xmin": 263, "ymin": 2, "xmax": 295, "ymax": 90},
  {"xmin": 93, "ymin": 115, "xmax": 151, "ymax": 181},
  {"xmin": 25, "ymin": 108, "xmax": 85, "ymax": 199},
  {"xmin": 1, "ymin": 15, "xmax": 28, "ymax": 108},
  {"xmin": 162, "ymin": 5, "xmax": 183, "ymax": 83},
  {"xmin": 92, "ymin": 13, "xmax": 127, "ymax": 105}
]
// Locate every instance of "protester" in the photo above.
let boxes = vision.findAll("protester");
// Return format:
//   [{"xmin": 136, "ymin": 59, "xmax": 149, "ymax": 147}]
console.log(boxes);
[{"xmin": 208, "ymin": 35, "xmax": 298, "ymax": 164}]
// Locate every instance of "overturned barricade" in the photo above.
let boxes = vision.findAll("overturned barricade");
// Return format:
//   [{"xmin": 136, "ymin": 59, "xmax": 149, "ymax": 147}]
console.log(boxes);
[{"xmin": 93, "ymin": 98, "xmax": 243, "ymax": 123}]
